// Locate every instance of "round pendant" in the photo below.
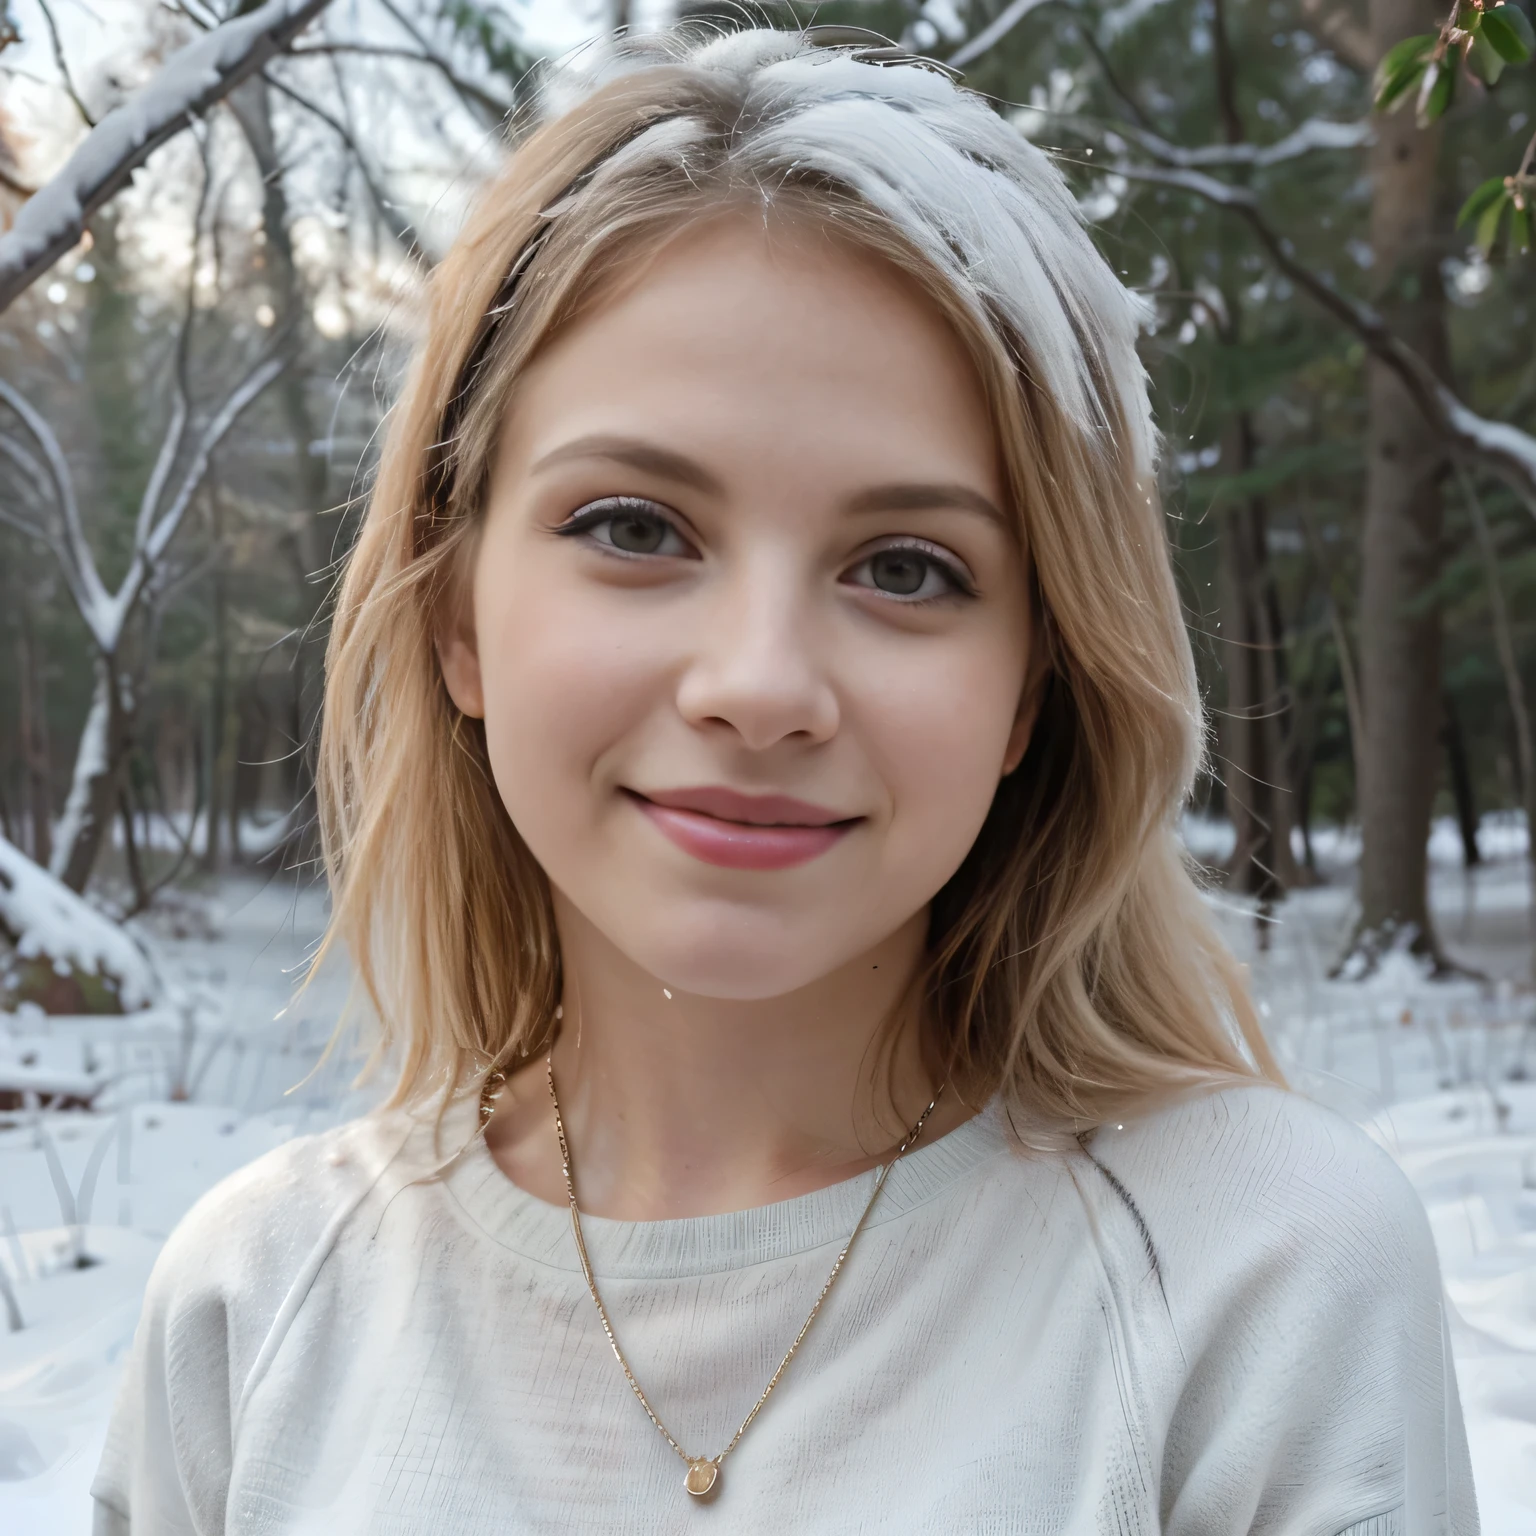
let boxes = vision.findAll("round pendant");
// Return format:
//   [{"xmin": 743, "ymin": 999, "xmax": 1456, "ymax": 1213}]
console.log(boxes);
[{"xmin": 685, "ymin": 1459, "xmax": 719, "ymax": 1498}]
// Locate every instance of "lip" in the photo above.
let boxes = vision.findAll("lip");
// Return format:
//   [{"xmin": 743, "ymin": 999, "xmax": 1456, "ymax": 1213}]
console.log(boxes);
[{"xmin": 626, "ymin": 786, "xmax": 859, "ymax": 871}]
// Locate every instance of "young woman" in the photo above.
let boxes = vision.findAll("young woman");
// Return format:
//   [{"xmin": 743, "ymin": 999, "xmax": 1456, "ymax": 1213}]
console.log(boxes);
[{"xmin": 93, "ymin": 28, "xmax": 1474, "ymax": 1535}]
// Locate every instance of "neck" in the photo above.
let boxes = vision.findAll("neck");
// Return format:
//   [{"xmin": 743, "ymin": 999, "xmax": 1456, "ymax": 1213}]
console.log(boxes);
[{"xmin": 484, "ymin": 898, "xmax": 972, "ymax": 1220}]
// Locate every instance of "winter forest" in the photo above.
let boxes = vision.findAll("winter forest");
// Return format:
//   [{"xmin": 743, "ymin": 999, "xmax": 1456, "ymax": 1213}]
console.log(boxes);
[{"xmin": 0, "ymin": 0, "xmax": 1534, "ymax": 1526}]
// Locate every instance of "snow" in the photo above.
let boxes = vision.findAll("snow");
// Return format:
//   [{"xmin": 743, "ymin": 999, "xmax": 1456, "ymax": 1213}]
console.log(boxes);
[
  {"xmin": 0, "ymin": 837, "xmax": 1533, "ymax": 1530},
  {"xmin": 1443, "ymin": 388, "xmax": 1536, "ymax": 503},
  {"xmin": 0, "ymin": 837, "xmax": 158, "ymax": 1012},
  {"xmin": 0, "ymin": 0, "xmax": 335, "ymax": 310}
]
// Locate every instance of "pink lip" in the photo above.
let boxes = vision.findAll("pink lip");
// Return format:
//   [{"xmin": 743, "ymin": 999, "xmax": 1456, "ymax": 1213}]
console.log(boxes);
[{"xmin": 627, "ymin": 786, "xmax": 859, "ymax": 871}]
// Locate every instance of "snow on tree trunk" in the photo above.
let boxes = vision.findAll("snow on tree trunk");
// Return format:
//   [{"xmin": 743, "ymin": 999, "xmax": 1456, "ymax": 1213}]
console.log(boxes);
[
  {"xmin": 49, "ymin": 661, "xmax": 131, "ymax": 895},
  {"xmin": 0, "ymin": 0, "xmax": 335, "ymax": 313}
]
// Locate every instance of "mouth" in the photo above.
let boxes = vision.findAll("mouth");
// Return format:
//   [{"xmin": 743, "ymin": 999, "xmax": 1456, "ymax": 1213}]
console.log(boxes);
[{"xmin": 624, "ymin": 786, "xmax": 861, "ymax": 871}]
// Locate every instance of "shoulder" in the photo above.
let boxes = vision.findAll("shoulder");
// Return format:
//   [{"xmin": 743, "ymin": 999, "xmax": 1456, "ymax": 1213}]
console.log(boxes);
[
  {"xmin": 139, "ymin": 1107, "xmax": 426, "ymax": 1378},
  {"xmin": 1085, "ymin": 1082, "xmax": 1441, "ymax": 1332}
]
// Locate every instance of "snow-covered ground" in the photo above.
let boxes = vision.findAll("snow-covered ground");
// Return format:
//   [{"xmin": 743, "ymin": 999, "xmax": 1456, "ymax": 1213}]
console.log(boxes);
[{"xmin": 1, "ymin": 824, "xmax": 1533, "ymax": 1530}]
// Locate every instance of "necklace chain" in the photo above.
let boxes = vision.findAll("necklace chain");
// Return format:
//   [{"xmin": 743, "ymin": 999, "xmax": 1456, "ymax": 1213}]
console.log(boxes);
[{"xmin": 479, "ymin": 1057, "xmax": 942, "ymax": 1500}]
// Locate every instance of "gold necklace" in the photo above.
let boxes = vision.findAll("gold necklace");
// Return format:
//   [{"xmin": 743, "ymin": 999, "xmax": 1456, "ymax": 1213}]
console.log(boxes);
[{"xmin": 482, "ymin": 1057, "xmax": 942, "ymax": 1502}]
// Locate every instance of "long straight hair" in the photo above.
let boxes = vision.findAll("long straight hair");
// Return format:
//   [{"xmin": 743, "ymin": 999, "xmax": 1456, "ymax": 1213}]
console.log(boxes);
[{"xmin": 316, "ymin": 27, "xmax": 1281, "ymax": 1128}]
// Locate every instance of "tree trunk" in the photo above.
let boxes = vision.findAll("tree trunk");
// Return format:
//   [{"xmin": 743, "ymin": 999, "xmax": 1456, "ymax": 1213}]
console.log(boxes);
[
  {"xmin": 229, "ymin": 77, "xmax": 329, "ymax": 865},
  {"xmin": 50, "ymin": 657, "xmax": 132, "ymax": 893},
  {"xmin": 1440, "ymin": 691, "xmax": 1481, "ymax": 867},
  {"xmin": 15, "ymin": 588, "xmax": 52, "ymax": 869},
  {"xmin": 1218, "ymin": 414, "xmax": 1300, "ymax": 920},
  {"xmin": 1352, "ymin": 0, "xmax": 1452, "ymax": 968}
]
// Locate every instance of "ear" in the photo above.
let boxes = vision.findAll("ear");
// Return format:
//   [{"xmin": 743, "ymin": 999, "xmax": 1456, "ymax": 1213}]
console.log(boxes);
[
  {"xmin": 436, "ymin": 606, "xmax": 486, "ymax": 720},
  {"xmin": 1001, "ymin": 603, "xmax": 1052, "ymax": 777},
  {"xmin": 1000, "ymin": 672, "xmax": 1045, "ymax": 777}
]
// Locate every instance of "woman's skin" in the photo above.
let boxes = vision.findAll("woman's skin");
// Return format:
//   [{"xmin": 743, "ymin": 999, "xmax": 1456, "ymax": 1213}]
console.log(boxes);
[{"xmin": 438, "ymin": 216, "xmax": 1040, "ymax": 1221}]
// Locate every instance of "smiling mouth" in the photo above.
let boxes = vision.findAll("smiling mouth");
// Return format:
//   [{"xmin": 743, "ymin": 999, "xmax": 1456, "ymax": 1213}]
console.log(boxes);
[{"xmin": 624, "ymin": 787, "xmax": 861, "ymax": 871}]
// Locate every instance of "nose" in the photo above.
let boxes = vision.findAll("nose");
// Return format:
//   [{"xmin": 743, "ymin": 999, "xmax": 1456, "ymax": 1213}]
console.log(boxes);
[{"xmin": 674, "ymin": 559, "xmax": 840, "ymax": 751}]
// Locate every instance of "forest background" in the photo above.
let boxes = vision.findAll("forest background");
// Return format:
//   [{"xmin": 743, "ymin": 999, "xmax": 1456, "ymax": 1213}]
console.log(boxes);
[{"xmin": 1, "ymin": 0, "xmax": 1534, "ymax": 988}]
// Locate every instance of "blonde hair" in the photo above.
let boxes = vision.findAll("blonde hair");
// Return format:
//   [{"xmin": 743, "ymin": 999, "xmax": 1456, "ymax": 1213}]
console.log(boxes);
[{"xmin": 317, "ymin": 27, "xmax": 1280, "ymax": 1128}]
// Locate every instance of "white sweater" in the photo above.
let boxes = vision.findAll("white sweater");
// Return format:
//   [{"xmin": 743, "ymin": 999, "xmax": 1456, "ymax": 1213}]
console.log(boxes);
[{"xmin": 92, "ymin": 1083, "xmax": 1476, "ymax": 1535}]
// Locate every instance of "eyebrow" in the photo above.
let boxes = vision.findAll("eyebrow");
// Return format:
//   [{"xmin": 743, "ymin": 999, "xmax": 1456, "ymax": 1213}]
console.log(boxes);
[
  {"xmin": 529, "ymin": 434, "xmax": 1007, "ymax": 528},
  {"xmin": 529, "ymin": 434, "xmax": 725, "ymax": 495},
  {"xmin": 845, "ymin": 482, "xmax": 1009, "ymax": 528}
]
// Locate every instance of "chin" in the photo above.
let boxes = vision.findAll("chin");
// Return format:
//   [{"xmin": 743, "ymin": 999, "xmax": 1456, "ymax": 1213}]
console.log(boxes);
[{"xmin": 624, "ymin": 906, "xmax": 855, "ymax": 1002}]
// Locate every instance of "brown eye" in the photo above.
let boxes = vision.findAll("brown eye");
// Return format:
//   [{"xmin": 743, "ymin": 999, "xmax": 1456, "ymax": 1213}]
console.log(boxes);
[{"xmin": 869, "ymin": 549, "xmax": 928, "ymax": 595}]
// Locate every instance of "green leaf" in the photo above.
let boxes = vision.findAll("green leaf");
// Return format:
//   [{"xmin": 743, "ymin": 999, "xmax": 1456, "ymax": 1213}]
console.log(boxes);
[
  {"xmin": 1511, "ymin": 204, "xmax": 1534, "ymax": 257},
  {"xmin": 1476, "ymin": 190, "xmax": 1510, "ymax": 254},
  {"xmin": 1376, "ymin": 59, "xmax": 1428, "ymax": 109},
  {"xmin": 1459, "ymin": 175, "xmax": 1510, "ymax": 225},
  {"xmin": 1468, "ymin": 34, "xmax": 1509, "ymax": 81},
  {"xmin": 1482, "ymin": 5, "xmax": 1535, "ymax": 62},
  {"xmin": 1456, "ymin": 0, "xmax": 1483, "ymax": 28},
  {"xmin": 1374, "ymin": 33, "xmax": 1435, "ymax": 108},
  {"xmin": 1417, "ymin": 59, "xmax": 1456, "ymax": 124},
  {"xmin": 1378, "ymin": 31, "xmax": 1437, "ymax": 78},
  {"xmin": 1490, "ymin": 2, "xmax": 1536, "ymax": 56}
]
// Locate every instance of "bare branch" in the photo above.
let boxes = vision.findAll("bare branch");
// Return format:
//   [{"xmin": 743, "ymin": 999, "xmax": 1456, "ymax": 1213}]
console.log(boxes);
[
  {"xmin": 949, "ymin": 0, "xmax": 1060, "ymax": 69},
  {"xmin": 262, "ymin": 70, "xmax": 424, "ymax": 259},
  {"xmin": 288, "ymin": 42, "xmax": 511, "ymax": 122},
  {"xmin": 36, "ymin": 0, "xmax": 95, "ymax": 127},
  {"xmin": 0, "ymin": 0, "xmax": 336, "ymax": 313},
  {"xmin": 137, "ymin": 158, "xmax": 210, "ymax": 549},
  {"xmin": 112, "ymin": 351, "xmax": 288, "ymax": 627}
]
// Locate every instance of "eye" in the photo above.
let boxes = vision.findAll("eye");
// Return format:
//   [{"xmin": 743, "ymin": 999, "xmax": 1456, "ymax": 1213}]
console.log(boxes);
[
  {"xmin": 555, "ymin": 497, "xmax": 696, "ymax": 559},
  {"xmin": 844, "ymin": 541, "xmax": 976, "ymax": 603}
]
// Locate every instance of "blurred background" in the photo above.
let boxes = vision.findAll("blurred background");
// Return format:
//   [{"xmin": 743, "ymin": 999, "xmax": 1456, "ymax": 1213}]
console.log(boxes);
[{"xmin": 0, "ymin": 0, "xmax": 1534, "ymax": 1528}]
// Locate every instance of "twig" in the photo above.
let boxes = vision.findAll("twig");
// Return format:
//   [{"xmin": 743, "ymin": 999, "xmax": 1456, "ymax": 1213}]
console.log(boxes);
[
  {"xmin": 36, "ymin": 0, "xmax": 95, "ymax": 126},
  {"xmin": 288, "ymin": 41, "xmax": 511, "ymax": 122},
  {"xmin": 262, "ymin": 69, "xmax": 423, "ymax": 257}
]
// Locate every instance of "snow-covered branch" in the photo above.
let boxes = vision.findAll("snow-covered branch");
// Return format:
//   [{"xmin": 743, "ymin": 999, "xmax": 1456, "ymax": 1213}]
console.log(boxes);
[
  {"xmin": 0, "ymin": 378, "xmax": 111, "ymax": 641},
  {"xmin": 948, "ymin": 0, "xmax": 1059, "ymax": 68},
  {"xmin": 0, "ymin": 0, "xmax": 335, "ymax": 312},
  {"xmin": 1107, "ymin": 116, "xmax": 1371, "ymax": 169},
  {"xmin": 125, "ymin": 354, "xmax": 287, "ymax": 612},
  {"xmin": 1108, "ymin": 157, "xmax": 1536, "ymax": 513}
]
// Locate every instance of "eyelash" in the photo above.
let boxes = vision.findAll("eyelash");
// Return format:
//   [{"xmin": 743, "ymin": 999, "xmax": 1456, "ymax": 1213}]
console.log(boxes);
[
  {"xmin": 553, "ymin": 499, "xmax": 977, "ymax": 603},
  {"xmin": 552, "ymin": 497, "xmax": 694, "ymax": 557}
]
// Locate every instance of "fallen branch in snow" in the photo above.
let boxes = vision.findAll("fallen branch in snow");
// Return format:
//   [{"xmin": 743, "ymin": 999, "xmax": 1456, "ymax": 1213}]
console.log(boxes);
[
  {"xmin": 0, "ymin": 834, "xmax": 160, "ymax": 1009},
  {"xmin": 0, "ymin": 0, "xmax": 334, "ymax": 313}
]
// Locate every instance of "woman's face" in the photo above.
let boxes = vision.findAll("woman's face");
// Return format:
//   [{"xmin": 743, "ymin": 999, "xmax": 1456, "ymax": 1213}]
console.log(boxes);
[{"xmin": 440, "ymin": 217, "xmax": 1036, "ymax": 1000}]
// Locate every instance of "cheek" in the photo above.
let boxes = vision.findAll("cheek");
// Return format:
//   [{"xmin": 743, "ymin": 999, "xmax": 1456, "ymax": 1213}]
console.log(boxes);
[
  {"xmin": 855, "ymin": 630, "xmax": 1027, "ymax": 881},
  {"xmin": 470, "ymin": 551, "xmax": 659, "ymax": 828}
]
